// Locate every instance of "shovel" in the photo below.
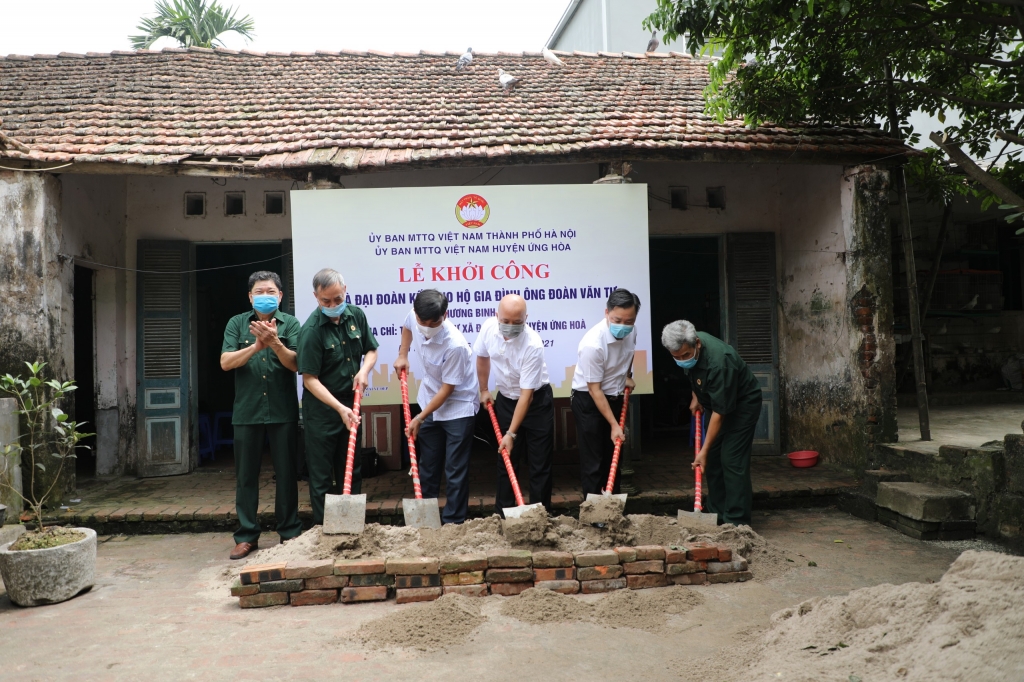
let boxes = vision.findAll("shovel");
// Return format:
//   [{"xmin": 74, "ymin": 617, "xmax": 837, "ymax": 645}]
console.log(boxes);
[
  {"xmin": 579, "ymin": 387, "xmax": 631, "ymax": 525},
  {"xmin": 677, "ymin": 409, "xmax": 719, "ymax": 531},
  {"xmin": 485, "ymin": 401, "xmax": 543, "ymax": 519},
  {"xmin": 323, "ymin": 388, "xmax": 367, "ymax": 535},
  {"xmin": 399, "ymin": 369, "xmax": 441, "ymax": 529}
]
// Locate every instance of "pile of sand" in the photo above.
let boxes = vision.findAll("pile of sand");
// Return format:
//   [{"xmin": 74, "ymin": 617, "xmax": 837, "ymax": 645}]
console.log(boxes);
[
  {"xmin": 499, "ymin": 587, "xmax": 595, "ymax": 624},
  {"xmin": 743, "ymin": 550, "xmax": 1024, "ymax": 681},
  {"xmin": 358, "ymin": 593, "xmax": 486, "ymax": 651},
  {"xmin": 499, "ymin": 586, "xmax": 704, "ymax": 632}
]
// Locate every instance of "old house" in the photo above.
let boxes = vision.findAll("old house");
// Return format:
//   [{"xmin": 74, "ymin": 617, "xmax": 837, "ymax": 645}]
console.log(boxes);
[{"xmin": 0, "ymin": 47, "xmax": 908, "ymax": 489}]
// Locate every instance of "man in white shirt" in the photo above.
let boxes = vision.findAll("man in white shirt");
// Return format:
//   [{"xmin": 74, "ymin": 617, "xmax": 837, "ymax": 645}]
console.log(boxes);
[
  {"xmin": 394, "ymin": 289, "xmax": 479, "ymax": 524},
  {"xmin": 475, "ymin": 295, "xmax": 554, "ymax": 515},
  {"xmin": 571, "ymin": 288, "xmax": 640, "ymax": 496}
]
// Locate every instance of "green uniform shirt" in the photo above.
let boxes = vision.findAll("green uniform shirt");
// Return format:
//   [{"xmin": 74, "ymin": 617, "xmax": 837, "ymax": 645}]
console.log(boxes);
[
  {"xmin": 221, "ymin": 309, "xmax": 301, "ymax": 425},
  {"xmin": 685, "ymin": 332, "xmax": 762, "ymax": 417},
  {"xmin": 297, "ymin": 305, "xmax": 378, "ymax": 414}
]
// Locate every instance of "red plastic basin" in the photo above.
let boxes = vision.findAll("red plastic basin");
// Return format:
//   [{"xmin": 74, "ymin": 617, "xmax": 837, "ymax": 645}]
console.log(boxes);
[{"xmin": 787, "ymin": 450, "xmax": 819, "ymax": 468}]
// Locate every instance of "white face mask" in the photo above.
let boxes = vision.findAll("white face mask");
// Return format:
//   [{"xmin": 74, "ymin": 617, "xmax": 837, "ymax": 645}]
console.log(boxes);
[
  {"xmin": 417, "ymin": 322, "xmax": 443, "ymax": 340},
  {"xmin": 498, "ymin": 322, "xmax": 525, "ymax": 339}
]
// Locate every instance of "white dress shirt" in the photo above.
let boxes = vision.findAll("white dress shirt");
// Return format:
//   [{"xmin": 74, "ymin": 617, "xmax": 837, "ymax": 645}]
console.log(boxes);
[
  {"xmin": 402, "ymin": 309, "xmax": 479, "ymax": 421},
  {"xmin": 571, "ymin": 318, "xmax": 636, "ymax": 395},
  {"xmin": 473, "ymin": 317, "xmax": 550, "ymax": 400}
]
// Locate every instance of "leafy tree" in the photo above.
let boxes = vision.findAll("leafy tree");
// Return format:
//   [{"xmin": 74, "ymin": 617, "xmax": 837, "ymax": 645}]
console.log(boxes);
[{"xmin": 131, "ymin": 0, "xmax": 255, "ymax": 50}]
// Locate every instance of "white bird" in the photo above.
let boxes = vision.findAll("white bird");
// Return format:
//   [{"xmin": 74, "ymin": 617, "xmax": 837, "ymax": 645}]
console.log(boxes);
[
  {"xmin": 498, "ymin": 68, "xmax": 521, "ymax": 93},
  {"xmin": 960, "ymin": 294, "xmax": 979, "ymax": 311},
  {"xmin": 456, "ymin": 47, "xmax": 473, "ymax": 72},
  {"xmin": 646, "ymin": 30, "xmax": 660, "ymax": 53},
  {"xmin": 542, "ymin": 47, "xmax": 564, "ymax": 67}
]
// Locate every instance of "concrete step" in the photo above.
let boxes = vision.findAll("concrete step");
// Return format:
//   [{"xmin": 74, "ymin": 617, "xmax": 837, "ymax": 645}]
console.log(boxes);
[{"xmin": 876, "ymin": 481, "xmax": 975, "ymax": 522}]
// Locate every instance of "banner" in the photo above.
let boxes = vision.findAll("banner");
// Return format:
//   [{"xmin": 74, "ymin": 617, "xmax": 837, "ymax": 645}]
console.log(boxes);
[{"xmin": 291, "ymin": 184, "xmax": 652, "ymax": 405}]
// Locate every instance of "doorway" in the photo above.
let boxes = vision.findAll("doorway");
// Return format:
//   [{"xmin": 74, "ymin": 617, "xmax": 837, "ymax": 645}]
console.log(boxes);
[
  {"xmin": 645, "ymin": 236, "xmax": 722, "ymax": 448},
  {"xmin": 194, "ymin": 243, "xmax": 284, "ymax": 466},
  {"xmin": 73, "ymin": 265, "xmax": 97, "ymax": 477}
]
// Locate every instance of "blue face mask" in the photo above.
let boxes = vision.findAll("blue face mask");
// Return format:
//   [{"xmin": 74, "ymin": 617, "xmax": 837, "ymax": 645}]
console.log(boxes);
[
  {"xmin": 252, "ymin": 294, "xmax": 279, "ymax": 315},
  {"xmin": 608, "ymin": 323, "xmax": 633, "ymax": 340},
  {"xmin": 321, "ymin": 302, "xmax": 347, "ymax": 318},
  {"xmin": 675, "ymin": 347, "xmax": 699, "ymax": 369}
]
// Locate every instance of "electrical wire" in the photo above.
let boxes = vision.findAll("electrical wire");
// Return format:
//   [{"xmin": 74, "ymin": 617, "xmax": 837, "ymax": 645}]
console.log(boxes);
[{"xmin": 71, "ymin": 252, "xmax": 290, "ymax": 275}]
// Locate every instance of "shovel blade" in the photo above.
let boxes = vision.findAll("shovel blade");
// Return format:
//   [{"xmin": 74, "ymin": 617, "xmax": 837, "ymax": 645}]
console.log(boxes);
[
  {"xmin": 402, "ymin": 498, "xmax": 442, "ymax": 529},
  {"xmin": 502, "ymin": 503, "xmax": 544, "ymax": 519},
  {"xmin": 578, "ymin": 493, "xmax": 627, "ymax": 526},
  {"xmin": 584, "ymin": 493, "xmax": 627, "ymax": 504},
  {"xmin": 323, "ymin": 493, "xmax": 367, "ymax": 535},
  {"xmin": 677, "ymin": 508, "xmax": 719, "ymax": 531}
]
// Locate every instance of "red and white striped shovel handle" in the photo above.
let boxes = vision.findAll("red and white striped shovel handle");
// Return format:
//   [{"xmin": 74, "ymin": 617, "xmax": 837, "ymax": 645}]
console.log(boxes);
[
  {"xmin": 603, "ymin": 386, "xmax": 632, "ymax": 494},
  {"xmin": 342, "ymin": 389, "xmax": 362, "ymax": 495},
  {"xmin": 485, "ymin": 401, "xmax": 525, "ymax": 507},
  {"xmin": 694, "ymin": 410, "xmax": 704, "ymax": 513},
  {"xmin": 400, "ymin": 369, "xmax": 423, "ymax": 500}
]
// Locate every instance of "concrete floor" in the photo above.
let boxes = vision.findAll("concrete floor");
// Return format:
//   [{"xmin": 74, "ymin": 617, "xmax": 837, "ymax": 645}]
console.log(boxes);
[
  {"xmin": 0, "ymin": 508, "xmax": 1004, "ymax": 682},
  {"xmin": 897, "ymin": 403, "xmax": 1023, "ymax": 453}
]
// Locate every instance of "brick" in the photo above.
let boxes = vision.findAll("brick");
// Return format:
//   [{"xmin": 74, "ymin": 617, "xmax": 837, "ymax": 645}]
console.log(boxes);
[
  {"xmin": 290, "ymin": 589, "xmax": 339, "ymax": 606},
  {"xmin": 707, "ymin": 571, "xmax": 753, "ymax": 584},
  {"xmin": 716, "ymin": 546, "xmax": 733, "ymax": 562},
  {"xmin": 385, "ymin": 557, "xmax": 439, "ymax": 575},
  {"xmin": 334, "ymin": 559, "xmax": 386, "ymax": 575},
  {"xmin": 239, "ymin": 592, "xmax": 289, "ymax": 608},
  {"xmin": 305, "ymin": 574, "xmax": 349, "ymax": 590},
  {"xmin": 239, "ymin": 563, "xmax": 286, "ymax": 585},
  {"xmin": 443, "ymin": 584, "xmax": 489, "ymax": 597},
  {"xmin": 340, "ymin": 585, "xmax": 388, "ymax": 603},
  {"xmin": 284, "ymin": 559, "xmax": 334, "ymax": 580},
  {"xmin": 634, "ymin": 545, "xmax": 667, "ymax": 561},
  {"xmin": 531, "ymin": 551, "xmax": 574, "ymax": 568},
  {"xmin": 666, "ymin": 561, "xmax": 707, "ymax": 575},
  {"xmin": 613, "ymin": 547, "xmax": 638, "ymax": 563},
  {"xmin": 622, "ymin": 560, "xmax": 665, "ymax": 575},
  {"xmin": 486, "ymin": 568, "xmax": 533, "ymax": 583},
  {"xmin": 486, "ymin": 549, "xmax": 533, "ymax": 568},
  {"xmin": 706, "ymin": 558, "xmax": 748, "ymax": 574},
  {"xmin": 441, "ymin": 570, "xmax": 485, "ymax": 586},
  {"xmin": 348, "ymin": 573, "xmax": 395, "ymax": 587},
  {"xmin": 533, "ymin": 567, "xmax": 576, "ymax": 582},
  {"xmin": 665, "ymin": 547, "xmax": 689, "ymax": 563},
  {"xmin": 668, "ymin": 572, "xmax": 707, "ymax": 585},
  {"xmin": 577, "ymin": 565, "xmax": 624, "ymax": 581},
  {"xmin": 395, "ymin": 574, "xmax": 441, "ymax": 589},
  {"xmin": 439, "ymin": 554, "xmax": 488, "ymax": 573},
  {"xmin": 230, "ymin": 580, "xmax": 259, "ymax": 597},
  {"xmin": 395, "ymin": 587, "xmax": 443, "ymax": 604},
  {"xmin": 580, "ymin": 578, "xmax": 627, "ymax": 594},
  {"xmin": 574, "ymin": 550, "xmax": 620, "ymax": 567},
  {"xmin": 489, "ymin": 581, "xmax": 533, "ymax": 596},
  {"xmin": 260, "ymin": 579, "xmax": 304, "ymax": 593},
  {"xmin": 627, "ymin": 574, "xmax": 668, "ymax": 589},
  {"xmin": 686, "ymin": 542, "xmax": 719, "ymax": 562},
  {"xmin": 534, "ymin": 580, "xmax": 580, "ymax": 595}
]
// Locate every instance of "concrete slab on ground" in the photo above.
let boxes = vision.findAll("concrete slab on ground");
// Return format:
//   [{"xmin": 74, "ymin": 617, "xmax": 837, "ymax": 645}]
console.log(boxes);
[
  {"xmin": 876, "ymin": 481, "xmax": 975, "ymax": 522},
  {"xmin": 896, "ymin": 403, "xmax": 1023, "ymax": 454}
]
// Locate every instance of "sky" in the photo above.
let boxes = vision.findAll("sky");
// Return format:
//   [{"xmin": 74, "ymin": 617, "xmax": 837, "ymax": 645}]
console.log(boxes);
[{"xmin": 1, "ymin": 0, "xmax": 569, "ymax": 56}]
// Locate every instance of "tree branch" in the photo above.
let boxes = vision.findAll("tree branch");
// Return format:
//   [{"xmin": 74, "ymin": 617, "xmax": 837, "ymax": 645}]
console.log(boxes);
[
  {"xmin": 996, "ymin": 129, "xmax": 1024, "ymax": 145},
  {"xmin": 931, "ymin": 132, "xmax": 1024, "ymax": 209},
  {"xmin": 895, "ymin": 81, "xmax": 1022, "ymax": 111},
  {"xmin": 924, "ymin": 26, "xmax": 1024, "ymax": 67}
]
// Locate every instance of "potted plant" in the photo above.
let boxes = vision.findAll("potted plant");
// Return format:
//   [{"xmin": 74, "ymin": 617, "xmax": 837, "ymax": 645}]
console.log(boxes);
[{"xmin": 0, "ymin": 362, "xmax": 95, "ymax": 606}]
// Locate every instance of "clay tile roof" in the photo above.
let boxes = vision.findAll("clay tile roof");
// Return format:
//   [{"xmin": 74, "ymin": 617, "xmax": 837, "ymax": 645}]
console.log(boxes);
[{"xmin": 0, "ymin": 50, "xmax": 908, "ymax": 170}]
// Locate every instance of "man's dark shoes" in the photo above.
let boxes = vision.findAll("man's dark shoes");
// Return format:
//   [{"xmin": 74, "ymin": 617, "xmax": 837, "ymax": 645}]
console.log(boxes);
[{"xmin": 230, "ymin": 541, "xmax": 258, "ymax": 560}]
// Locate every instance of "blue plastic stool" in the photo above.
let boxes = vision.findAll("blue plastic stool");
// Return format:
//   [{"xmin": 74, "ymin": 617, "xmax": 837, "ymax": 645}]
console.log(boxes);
[
  {"xmin": 212, "ymin": 411, "xmax": 234, "ymax": 451},
  {"xmin": 197, "ymin": 414, "xmax": 215, "ymax": 463}
]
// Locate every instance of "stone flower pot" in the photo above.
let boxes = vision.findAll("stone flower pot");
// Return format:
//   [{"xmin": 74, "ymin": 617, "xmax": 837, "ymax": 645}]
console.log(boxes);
[{"xmin": 0, "ymin": 527, "xmax": 96, "ymax": 606}]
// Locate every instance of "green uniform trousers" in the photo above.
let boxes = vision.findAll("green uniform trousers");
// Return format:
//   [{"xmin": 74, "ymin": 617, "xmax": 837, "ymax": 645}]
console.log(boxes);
[
  {"xmin": 703, "ymin": 407, "xmax": 759, "ymax": 526},
  {"xmin": 233, "ymin": 422, "xmax": 302, "ymax": 544},
  {"xmin": 304, "ymin": 399, "xmax": 362, "ymax": 527}
]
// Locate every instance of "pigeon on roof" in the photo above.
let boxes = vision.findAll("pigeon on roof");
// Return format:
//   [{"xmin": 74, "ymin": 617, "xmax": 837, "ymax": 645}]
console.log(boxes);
[
  {"xmin": 542, "ymin": 47, "xmax": 565, "ymax": 67},
  {"xmin": 498, "ymin": 68, "xmax": 521, "ymax": 93},
  {"xmin": 647, "ymin": 30, "xmax": 660, "ymax": 53},
  {"xmin": 456, "ymin": 47, "xmax": 473, "ymax": 72}
]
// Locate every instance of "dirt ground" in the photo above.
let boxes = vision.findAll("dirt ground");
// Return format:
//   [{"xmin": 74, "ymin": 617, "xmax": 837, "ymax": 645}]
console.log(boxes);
[{"xmin": 0, "ymin": 508, "xmax": 1014, "ymax": 682}]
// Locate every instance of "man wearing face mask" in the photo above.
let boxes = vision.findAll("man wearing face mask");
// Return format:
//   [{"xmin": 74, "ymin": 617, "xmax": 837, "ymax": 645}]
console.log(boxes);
[
  {"xmin": 394, "ymin": 289, "xmax": 479, "ymax": 524},
  {"xmin": 661, "ymin": 320, "xmax": 761, "ymax": 526},
  {"xmin": 297, "ymin": 268, "xmax": 378, "ymax": 527},
  {"xmin": 571, "ymin": 288, "xmax": 640, "ymax": 496},
  {"xmin": 220, "ymin": 270, "xmax": 303, "ymax": 560},
  {"xmin": 474, "ymin": 294, "xmax": 554, "ymax": 515}
]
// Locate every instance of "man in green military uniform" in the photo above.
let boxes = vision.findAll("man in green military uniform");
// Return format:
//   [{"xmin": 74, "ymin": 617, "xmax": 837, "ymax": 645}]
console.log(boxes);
[
  {"xmin": 661, "ymin": 320, "xmax": 762, "ymax": 525},
  {"xmin": 298, "ymin": 268, "xmax": 379, "ymax": 526},
  {"xmin": 220, "ymin": 270, "xmax": 303, "ymax": 560}
]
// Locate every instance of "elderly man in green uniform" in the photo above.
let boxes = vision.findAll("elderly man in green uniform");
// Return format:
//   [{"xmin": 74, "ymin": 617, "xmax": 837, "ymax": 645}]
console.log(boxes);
[
  {"xmin": 220, "ymin": 270, "xmax": 303, "ymax": 560},
  {"xmin": 661, "ymin": 320, "xmax": 762, "ymax": 526},
  {"xmin": 297, "ymin": 268, "xmax": 378, "ymax": 527}
]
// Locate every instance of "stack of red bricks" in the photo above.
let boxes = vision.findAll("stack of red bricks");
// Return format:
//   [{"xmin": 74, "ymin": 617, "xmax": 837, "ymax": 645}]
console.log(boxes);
[{"xmin": 231, "ymin": 543, "xmax": 751, "ymax": 608}]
